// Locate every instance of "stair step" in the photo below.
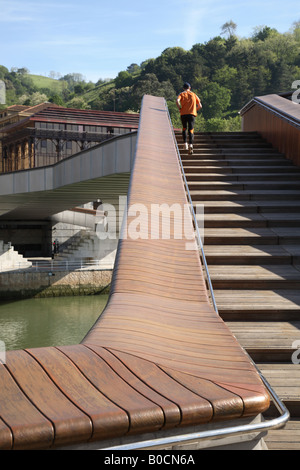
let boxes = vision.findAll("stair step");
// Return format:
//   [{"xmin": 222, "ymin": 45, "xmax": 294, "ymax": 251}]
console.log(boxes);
[
  {"xmin": 183, "ymin": 159, "xmax": 293, "ymax": 167},
  {"xmin": 188, "ymin": 181, "xmax": 300, "ymax": 191},
  {"xmin": 177, "ymin": 140, "xmax": 273, "ymax": 147},
  {"xmin": 185, "ymin": 173, "xmax": 300, "ymax": 182},
  {"xmin": 193, "ymin": 147, "xmax": 278, "ymax": 154},
  {"xmin": 203, "ymin": 213, "xmax": 268, "ymax": 228},
  {"xmin": 181, "ymin": 152, "xmax": 280, "ymax": 159},
  {"xmin": 257, "ymin": 364, "xmax": 300, "ymax": 418},
  {"xmin": 204, "ymin": 245, "xmax": 293, "ymax": 264},
  {"xmin": 260, "ymin": 214, "xmax": 300, "ymax": 228},
  {"xmin": 210, "ymin": 264, "xmax": 300, "ymax": 289},
  {"xmin": 190, "ymin": 189, "xmax": 300, "ymax": 201},
  {"xmin": 179, "ymin": 140, "xmax": 273, "ymax": 147},
  {"xmin": 227, "ymin": 321, "xmax": 300, "ymax": 362},
  {"xmin": 203, "ymin": 213, "xmax": 300, "ymax": 228},
  {"xmin": 200, "ymin": 200, "xmax": 300, "ymax": 214},
  {"xmin": 184, "ymin": 165, "xmax": 298, "ymax": 173},
  {"xmin": 264, "ymin": 419, "xmax": 300, "ymax": 450},
  {"xmin": 203, "ymin": 227, "xmax": 300, "ymax": 245},
  {"xmin": 175, "ymin": 131, "xmax": 259, "ymax": 137},
  {"xmin": 214, "ymin": 289, "xmax": 300, "ymax": 321},
  {"xmin": 181, "ymin": 156, "xmax": 286, "ymax": 163}
]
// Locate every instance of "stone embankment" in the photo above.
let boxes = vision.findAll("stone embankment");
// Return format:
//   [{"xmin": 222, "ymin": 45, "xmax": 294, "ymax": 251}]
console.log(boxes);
[{"xmin": 0, "ymin": 268, "xmax": 112, "ymax": 299}]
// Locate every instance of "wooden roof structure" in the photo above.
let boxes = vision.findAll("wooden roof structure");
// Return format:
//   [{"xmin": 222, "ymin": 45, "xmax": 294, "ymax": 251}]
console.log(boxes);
[{"xmin": 0, "ymin": 106, "xmax": 139, "ymax": 135}]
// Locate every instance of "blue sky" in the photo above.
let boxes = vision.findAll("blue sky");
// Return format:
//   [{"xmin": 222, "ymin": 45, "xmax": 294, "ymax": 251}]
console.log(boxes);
[{"xmin": 1, "ymin": 0, "xmax": 299, "ymax": 82}]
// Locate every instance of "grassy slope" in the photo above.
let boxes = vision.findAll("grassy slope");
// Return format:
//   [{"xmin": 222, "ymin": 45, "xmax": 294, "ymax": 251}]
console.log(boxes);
[
  {"xmin": 29, "ymin": 74, "xmax": 67, "ymax": 93},
  {"xmin": 29, "ymin": 73, "xmax": 116, "ymax": 106}
]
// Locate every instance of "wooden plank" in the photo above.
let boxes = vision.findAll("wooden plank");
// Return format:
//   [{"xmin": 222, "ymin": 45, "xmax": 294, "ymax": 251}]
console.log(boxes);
[
  {"xmin": 204, "ymin": 213, "xmax": 267, "ymax": 228},
  {"xmin": 209, "ymin": 265, "xmax": 300, "ymax": 289},
  {"xmin": 161, "ymin": 366, "xmax": 249, "ymax": 419},
  {"xmin": 0, "ymin": 415, "xmax": 12, "ymax": 450},
  {"xmin": 190, "ymin": 190, "xmax": 300, "ymax": 201},
  {"xmin": 87, "ymin": 346, "xmax": 181, "ymax": 429},
  {"xmin": 107, "ymin": 349, "xmax": 215, "ymax": 426},
  {"xmin": 227, "ymin": 322, "xmax": 300, "ymax": 351},
  {"xmin": 204, "ymin": 245, "xmax": 292, "ymax": 265},
  {"xmin": 0, "ymin": 356, "xmax": 54, "ymax": 449},
  {"xmin": 204, "ymin": 227, "xmax": 279, "ymax": 245},
  {"xmin": 265, "ymin": 419, "xmax": 300, "ymax": 450},
  {"xmin": 28, "ymin": 346, "xmax": 129, "ymax": 442},
  {"xmin": 215, "ymin": 289, "xmax": 300, "ymax": 311},
  {"xmin": 57, "ymin": 344, "xmax": 165, "ymax": 435},
  {"xmin": 6, "ymin": 349, "xmax": 92, "ymax": 448}
]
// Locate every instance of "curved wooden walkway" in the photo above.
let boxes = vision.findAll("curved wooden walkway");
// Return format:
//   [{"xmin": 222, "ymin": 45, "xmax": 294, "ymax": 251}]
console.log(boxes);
[{"xmin": 0, "ymin": 95, "xmax": 270, "ymax": 450}]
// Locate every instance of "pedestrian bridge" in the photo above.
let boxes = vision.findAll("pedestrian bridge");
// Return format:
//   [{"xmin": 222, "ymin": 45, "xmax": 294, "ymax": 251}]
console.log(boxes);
[
  {"xmin": 0, "ymin": 130, "xmax": 137, "ymax": 220},
  {"xmin": 0, "ymin": 95, "xmax": 292, "ymax": 450}
]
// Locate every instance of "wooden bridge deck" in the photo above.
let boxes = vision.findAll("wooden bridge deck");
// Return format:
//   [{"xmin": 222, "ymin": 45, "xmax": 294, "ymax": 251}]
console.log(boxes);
[{"xmin": 0, "ymin": 96, "xmax": 270, "ymax": 450}]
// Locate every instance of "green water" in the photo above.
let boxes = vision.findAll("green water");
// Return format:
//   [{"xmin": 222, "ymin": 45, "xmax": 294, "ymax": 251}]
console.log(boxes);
[{"xmin": 0, "ymin": 295, "xmax": 109, "ymax": 351}]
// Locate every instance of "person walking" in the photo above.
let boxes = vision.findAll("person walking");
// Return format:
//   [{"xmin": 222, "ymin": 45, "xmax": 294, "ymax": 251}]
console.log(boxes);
[{"xmin": 176, "ymin": 82, "xmax": 202, "ymax": 154}]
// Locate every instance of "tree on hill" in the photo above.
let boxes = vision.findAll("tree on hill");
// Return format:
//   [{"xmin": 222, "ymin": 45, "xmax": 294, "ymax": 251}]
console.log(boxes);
[
  {"xmin": 49, "ymin": 94, "xmax": 65, "ymax": 106},
  {"xmin": 221, "ymin": 20, "xmax": 237, "ymax": 38}
]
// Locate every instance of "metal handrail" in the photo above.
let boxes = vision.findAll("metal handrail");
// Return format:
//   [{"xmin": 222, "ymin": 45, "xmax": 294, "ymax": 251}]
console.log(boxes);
[
  {"xmin": 0, "ymin": 259, "xmax": 113, "ymax": 273},
  {"xmin": 103, "ymin": 100, "xmax": 288, "ymax": 451}
]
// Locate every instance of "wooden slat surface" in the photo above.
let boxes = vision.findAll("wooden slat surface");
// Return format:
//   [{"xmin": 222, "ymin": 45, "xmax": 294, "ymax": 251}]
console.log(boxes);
[
  {"xmin": 0, "ymin": 95, "xmax": 270, "ymax": 449},
  {"xmin": 265, "ymin": 419, "xmax": 300, "ymax": 450}
]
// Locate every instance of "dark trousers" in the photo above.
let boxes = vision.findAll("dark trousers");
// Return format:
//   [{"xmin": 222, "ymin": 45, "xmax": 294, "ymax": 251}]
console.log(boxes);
[{"xmin": 181, "ymin": 114, "xmax": 195, "ymax": 144}]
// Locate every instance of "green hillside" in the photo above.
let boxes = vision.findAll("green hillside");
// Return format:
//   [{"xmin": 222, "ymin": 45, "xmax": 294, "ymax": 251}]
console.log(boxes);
[
  {"xmin": 1, "ymin": 22, "xmax": 299, "ymax": 131},
  {"xmin": 29, "ymin": 74, "xmax": 67, "ymax": 93}
]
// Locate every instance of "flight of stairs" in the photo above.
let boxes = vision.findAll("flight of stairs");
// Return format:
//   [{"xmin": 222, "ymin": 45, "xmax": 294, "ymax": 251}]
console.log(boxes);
[
  {"xmin": 0, "ymin": 240, "xmax": 32, "ymax": 271},
  {"xmin": 54, "ymin": 229, "xmax": 116, "ymax": 269},
  {"xmin": 176, "ymin": 131, "xmax": 300, "ymax": 450}
]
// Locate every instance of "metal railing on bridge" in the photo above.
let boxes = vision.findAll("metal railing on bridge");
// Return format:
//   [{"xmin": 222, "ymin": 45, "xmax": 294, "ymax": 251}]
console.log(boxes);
[{"xmin": 0, "ymin": 259, "xmax": 113, "ymax": 273}]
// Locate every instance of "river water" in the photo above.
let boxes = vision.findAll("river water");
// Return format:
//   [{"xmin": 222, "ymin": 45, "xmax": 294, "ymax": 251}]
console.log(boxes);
[{"xmin": 0, "ymin": 295, "xmax": 109, "ymax": 351}]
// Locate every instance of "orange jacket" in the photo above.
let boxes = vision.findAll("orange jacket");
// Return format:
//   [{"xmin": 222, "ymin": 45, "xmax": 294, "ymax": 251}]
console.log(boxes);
[{"xmin": 177, "ymin": 90, "xmax": 201, "ymax": 116}]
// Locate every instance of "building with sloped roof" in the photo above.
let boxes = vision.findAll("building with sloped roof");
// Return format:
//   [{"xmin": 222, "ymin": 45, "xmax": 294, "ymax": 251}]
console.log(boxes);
[
  {"xmin": 0, "ymin": 105, "xmax": 139, "ymax": 173},
  {"xmin": 0, "ymin": 102, "xmax": 61, "ymax": 172},
  {"xmin": 0, "ymin": 103, "xmax": 59, "ymax": 128}
]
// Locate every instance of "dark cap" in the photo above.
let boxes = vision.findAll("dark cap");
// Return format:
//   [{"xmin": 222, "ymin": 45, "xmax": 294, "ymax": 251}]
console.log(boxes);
[{"xmin": 183, "ymin": 82, "xmax": 191, "ymax": 89}]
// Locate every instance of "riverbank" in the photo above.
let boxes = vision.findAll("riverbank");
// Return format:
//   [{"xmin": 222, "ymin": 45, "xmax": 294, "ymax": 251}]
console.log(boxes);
[{"xmin": 0, "ymin": 268, "xmax": 113, "ymax": 300}]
